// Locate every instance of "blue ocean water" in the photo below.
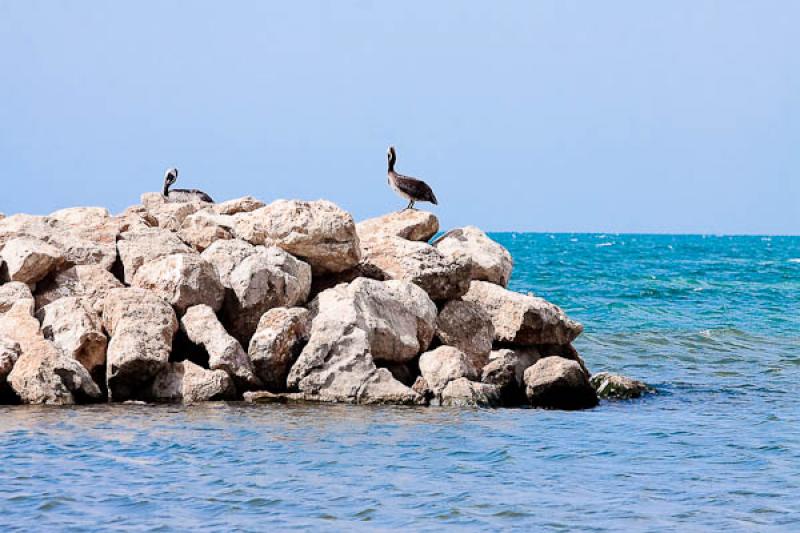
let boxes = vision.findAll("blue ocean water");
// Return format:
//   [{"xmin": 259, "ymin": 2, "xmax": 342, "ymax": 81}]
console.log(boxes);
[{"xmin": 1, "ymin": 234, "xmax": 799, "ymax": 531}]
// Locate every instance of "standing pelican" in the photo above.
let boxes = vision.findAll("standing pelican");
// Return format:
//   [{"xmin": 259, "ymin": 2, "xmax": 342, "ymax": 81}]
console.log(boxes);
[
  {"xmin": 162, "ymin": 167, "xmax": 214, "ymax": 203},
  {"xmin": 387, "ymin": 146, "xmax": 438, "ymax": 210}
]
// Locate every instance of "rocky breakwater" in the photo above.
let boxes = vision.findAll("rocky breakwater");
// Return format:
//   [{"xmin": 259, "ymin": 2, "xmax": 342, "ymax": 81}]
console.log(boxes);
[{"xmin": 0, "ymin": 196, "xmax": 647, "ymax": 409}]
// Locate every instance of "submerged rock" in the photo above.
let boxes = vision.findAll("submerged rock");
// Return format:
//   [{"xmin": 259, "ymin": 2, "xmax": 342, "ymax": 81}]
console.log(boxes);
[
  {"xmin": 590, "ymin": 372, "xmax": 651, "ymax": 400},
  {"xmin": 524, "ymin": 356, "xmax": 598, "ymax": 410},
  {"xmin": 433, "ymin": 226, "xmax": 513, "ymax": 287},
  {"xmin": 357, "ymin": 210, "xmax": 439, "ymax": 242}
]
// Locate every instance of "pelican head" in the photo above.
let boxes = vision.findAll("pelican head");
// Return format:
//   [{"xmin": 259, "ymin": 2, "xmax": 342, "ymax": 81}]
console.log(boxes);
[{"xmin": 164, "ymin": 167, "xmax": 178, "ymax": 187}]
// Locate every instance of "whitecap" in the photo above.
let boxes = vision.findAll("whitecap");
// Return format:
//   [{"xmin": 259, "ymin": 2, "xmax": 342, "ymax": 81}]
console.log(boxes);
[
  {"xmin": 789, "ymin": 258, "xmax": 800, "ymax": 264},
  {"xmin": 596, "ymin": 242, "xmax": 614, "ymax": 248}
]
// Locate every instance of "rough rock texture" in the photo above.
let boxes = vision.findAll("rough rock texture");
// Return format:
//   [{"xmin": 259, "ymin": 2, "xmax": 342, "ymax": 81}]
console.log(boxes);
[
  {"xmin": 524, "ymin": 356, "xmax": 598, "ymax": 410},
  {"xmin": 213, "ymin": 196, "xmax": 265, "ymax": 216},
  {"xmin": 433, "ymin": 226, "xmax": 513, "ymax": 287},
  {"xmin": 116, "ymin": 228, "xmax": 193, "ymax": 283},
  {"xmin": 178, "ymin": 210, "xmax": 235, "ymax": 251},
  {"xmin": 440, "ymin": 378, "xmax": 501, "ymax": 407},
  {"xmin": 34, "ymin": 265, "xmax": 124, "ymax": 314},
  {"xmin": 590, "ymin": 372, "xmax": 651, "ymax": 400},
  {"xmin": 132, "ymin": 253, "xmax": 224, "ymax": 314},
  {"xmin": 200, "ymin": 239, "xmax": 258, "ymax": 286},
  {"xmin": 435, "ymin": 299, "xmax": 494, "ymax": 367},
  {"xmin": 102, "ymin": 288, "xmax": 178, "ymax": 402},
  {"xmin": 360, "ymin": 236, "xmax": 471, "ymax": 301},
  {"xmin": 0, "ymin": 237, "xmax": 63, "ymax": 284},
  {"xmin": 0, "ymin": 282, "xmax": 33, "ymax": 314},
  {"xmin": 463, "ymin": 281, "xmax": 583, "ymax": 346},
  {"xmin": 357, "ymin": 210, "xmax": 439, "ymax": 242},
  {"xmin": 222, "ymin": 246, "xmax": 312, "ymax": 343},
  {"xmin": 181, "ymin": 304, "xmax": 260, "ymax": 390},
  {"xmin": 248, "ymin": 307, "xmax": 310, "ymax": 391},
  {"xmin": 140, "ymin": 192, "xmax": 208, "ymax": 231},
  {"xmin": 418, "ymin": 346, "xmax": 478, "ymax": 394},
  {"xmin": 148, "ymin": 360, "xmax": 235, "ymax": 403},
  {"xmin": 308, "ymin": 262, "xmax": 387, "ymax": 299},
  {"xmin": 307, "ymin": 278, "xmax": 437, "ymax": 364},
  {"xmin": 0, "ymin": 337, "xmax": 21, "ymax": 383},
  {"xmin": 37, "ymin": 297, "xmax": 107, "ymax": 376},
  {"xmin": 234, "ymin": 200, "xmax": 360, "ymax": 274},
  {"xmin": 2, "ymin": 299, "xmax": 101, "ymax": 404},
  {"xmin": 481, "ymin": 348, "xmax": 541, "ymax": 403}
]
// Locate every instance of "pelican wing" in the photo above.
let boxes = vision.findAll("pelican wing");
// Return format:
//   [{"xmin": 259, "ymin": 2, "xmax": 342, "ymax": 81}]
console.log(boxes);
[{"xmin": 394, "ymin": 174, "xmax": 438, "ymax": 204}]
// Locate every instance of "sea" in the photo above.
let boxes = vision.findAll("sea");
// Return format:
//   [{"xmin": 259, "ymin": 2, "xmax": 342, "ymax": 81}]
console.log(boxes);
[{"xmin": 1, "ymin": 234, "xmax": 798, "ymax": 531}]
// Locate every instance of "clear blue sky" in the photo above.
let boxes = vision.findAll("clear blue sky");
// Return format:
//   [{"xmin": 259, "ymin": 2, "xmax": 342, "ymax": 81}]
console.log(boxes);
[{"xmin": 1, "ymin": 1, "xmax": 798, "ymax": 234}]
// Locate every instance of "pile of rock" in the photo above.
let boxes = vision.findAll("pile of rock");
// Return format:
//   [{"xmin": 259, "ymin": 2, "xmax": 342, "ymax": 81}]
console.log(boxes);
[{"xmin": 0, "ymin": 195, "xmax": 645, "ymax": 408}]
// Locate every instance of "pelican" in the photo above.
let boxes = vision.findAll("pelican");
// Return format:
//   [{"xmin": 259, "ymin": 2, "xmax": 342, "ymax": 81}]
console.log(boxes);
[
  {"xmin": 387, "ymin": 146, "xmax": 438, "ymax": 210},
  {"xmin": 162, "ymin": 168, "xmax": 214, "ymax": 203}
]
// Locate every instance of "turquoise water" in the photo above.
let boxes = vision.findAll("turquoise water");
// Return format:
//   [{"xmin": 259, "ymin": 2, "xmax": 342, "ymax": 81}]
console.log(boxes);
[{"xmin": 1, "ymin": 234, "xmax": 799, "ymax": 531}]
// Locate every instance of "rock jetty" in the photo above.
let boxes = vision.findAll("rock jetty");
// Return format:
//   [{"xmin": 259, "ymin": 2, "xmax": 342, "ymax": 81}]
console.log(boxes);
[{"xmin": 0, "ymin": 195, "xmax": 645, "ymax": 409}]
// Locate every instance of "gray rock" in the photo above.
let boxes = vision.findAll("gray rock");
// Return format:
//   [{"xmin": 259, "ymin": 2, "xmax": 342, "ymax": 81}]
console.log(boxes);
[
  {"xmin": 590, "ymin": 372, "xmax": 651, "ymax": 400},
  {"xmin": 148, "ymin": 360, "xmax": 235, "ymax": 403},
  {"xmin": 481, "ymin": 347, "xmax": 541, "ymax": 404},
  {"xmin": 234, "ymin": 199, "xmax": 360, "ymax": 274},
  {"xmin": 37, "ymin": 297, "xmax": 107, "ymax": 376},
  {"xmin": 0, "ymin": 237, "xmax": 63, "ymax": 284},
  {"xmin": 440, "ymin": 378, "xmax": 501, "ymax": 408},
  {"xmin": 357, "ymin": 210, "xmax": 439, "ymax": 242},
  {"xmin": 102, "ymin": 288, "xmax": 178, "ymax": 402},
  {"xmin": 181, "ymin": 304, "xmax": 260, "ymax": 391},
  {"xmin": 523, "ymin": 356, "xmax": 598, "ymax": 410},
  {"xmin": 432, "ymin": 226, "xmax": 513, "ymax": 287},
  {"xmin": 132, "ymin": 252, "xmax": 225, "ymax": 315},
  {"xmin": 463, "ymin": 281, "xmax": 583, "ymax": 346},
  {"xmin": 116, "ymin": 228, "xmax": 193, "ymax": 283},
  {"xmin": 418, "ymin": 346, "xmax": 478, "ymax": 394},
  {"xmin": 0, "ymin": 337, "xmax": 21, "ymax": 383},
  {"xmin": 248, "ymin": 307, "xmax": 310, "ymax": 391},
  {"xmin": 435, "ymin": 299, "xmax": 494, "ymax": 369}
]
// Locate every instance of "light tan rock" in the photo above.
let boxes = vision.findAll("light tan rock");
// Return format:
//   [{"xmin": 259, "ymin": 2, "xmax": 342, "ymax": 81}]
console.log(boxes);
[
  {"xmin": 213, "ymin": 196, "xmax": 265, "ymax": 216},
  {"xmin": 1, "ymin": 282, "xmax": 34, "ymax": 315},
  {"xmin": 117, "ymin": 228, "xmax": 193, "ymax": 283},
  {"xmin": 181, "ymin": 304, "xmax": 260, "ymax": 390},
  {"xmin": 418, "ymin": 346, "xmax": 478, "ymax": 394},
  {"xmin": 433, "ymin": 226, "xmax": 513, "ymax": 287},
  {"xmin": 222, "ymin": 246, "xmax": 311, "ymax": 343},
  {"xmin": 439, "ymin": 378, "xmax": 501, "ymax": 407},
  {"xmin": 360, "ymin": 236, "xmax": 471, "ymax": 301},
  {"xmin": 46, "ymin": 208, "xmax": 120, "ymax": 270},
  {"xmin": 463, "ymin": 281, "xmax": 583, "ymax": 346},
  {"xmin": 140, "ymin": 192, "xmax": 207, "ymax": 231},
  {"xmin": 523, "ymin": 356, "xmax": 598, "ymax": 410},
  {"xmin": 435, "ymin": 299, "xmax": 494, "ymax": 368},
  {"xmin": 148, "ymin": 360, "xmax": 235, "ymax": 403},
  {"xmin": 48, "ymin": 206, "xmax": 110, "ymax": 228},
  {"xmin": 132, "ymin": 253, "xmax": 224, "ymax": 314},
  {"xmin": 357, "ymin": 210, "xmax": 439, "ymax": 242},
  {"xmin": 200, "ymin": 239, "xmax": 258, "ymax": 287},
  {"xmin": 34, "ymin": 264, "xmax": 123, "ymax": 314},
  {"xmin": 2, "ymin": 299, "xmax": 101, "ymax": 404},
  {"xmin": 248, "ymin": 307, "xmax": 310, "ymax": 391},
  {"xmin": 234, "ymin": 199, "xmax": 360, "ymax": 274},
  {"xmin": 178, "ymin": 210, "xmax": 234, "ymax": 252},
  {"xmin": 0, "ymin": 237, "xmax": 63, "ymax": 284},
  {"xmin": 102, "ymin": 288, "xmax": 178, "ymax": 402},
  {"xmin": 37, "ymin": 297, "xmax": 107, "ymax": 376}
]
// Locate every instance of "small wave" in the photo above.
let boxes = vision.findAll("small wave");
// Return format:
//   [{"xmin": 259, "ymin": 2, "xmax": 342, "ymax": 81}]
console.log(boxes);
[
  {"xmin": 788, "ymin": 258, "xmax": 800, "ymax": 264},
  {"xmin": 596, "ymin": 242, "xmax": 614, "ymax": 248}
]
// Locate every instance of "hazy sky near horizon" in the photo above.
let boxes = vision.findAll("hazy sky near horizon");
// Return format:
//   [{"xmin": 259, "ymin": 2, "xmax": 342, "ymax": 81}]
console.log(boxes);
[{"xmin": 1, "ymin": 1, "xmax": 798, "ymax": 234}]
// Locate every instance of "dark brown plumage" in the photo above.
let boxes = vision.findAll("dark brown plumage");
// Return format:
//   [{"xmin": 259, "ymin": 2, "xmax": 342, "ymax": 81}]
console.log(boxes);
[
  {"xmin": 162, "ymin": 168, "xmax": 214, "ymax": 203},
  {"xmin": 387, "ymin": 146, "xmax": 438, "ymax": 210}
]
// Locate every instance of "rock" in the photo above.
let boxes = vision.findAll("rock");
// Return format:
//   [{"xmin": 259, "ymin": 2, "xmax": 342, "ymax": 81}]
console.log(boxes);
[
  {"xmin": 47, "ymin": 208, "xmax": 120, "ymax": 270},
  {"xmin": 440, "ymin": 378, "xmax": 501, "ymax": 407},
  {"xmin": 117, "ymin": 228, "xmax": 193, "ymax": 283},
  {"xmin": 360, "ymin": 236, "xmax": 471, "ymax": 301},
  {"xmin": 131, "ymin": 253, "xmax": 224, "ymax": 314},
  {"xmin": 112, "ymin": 206, "xmax": 158, "ymax": 232},
  {"xmin": 432, "ymin": 226, "xmax": 513, "ymax": 287},
  {"xmin": 102, "ymin": 288, "xmax": 178, "ymax": 402},
  {"xmin": 148, "ymin": 360, "xmax": 235, "ymax": 403},
  {"xmin": 243, "ymin": 390, "xmax": 306, "ymax": 403},
  {"xmin": 307, "ymin": 278, "xmax": 437, "ymax": 364},
  {"xmin": 463, "ymin": 281, "xmax": 583, "ymax": 346},
  {"xmin": 178, "ymin": 210, "xmax": 234, "ymax": 252},
  {"xmin": 37, "ymin": 297, "xmax": 107, "ymax": 376},
  {"xmin": 435, "ymin": 299, "xmax": 494, "ymax": 368},
  {"xmin": 213, "ymin": 196, "xmax": 265, "ymax": 216},
  {"xmin": 234, "ymin": 199, "xmax": 360, "ymax": 274},
  {"xmin": 34, "ymin": 264, "xmax": 123, "ymax": 314},
  {"xmin": 418, "ymin": 346, "xmax": 478, "ymax": 394},
  {"xmin": 181, "ymin": 304, "xmax": 261, "ymax": 390},
  {"xmin": 200, "ymin": 239, "xmax": 258, "ymax": 287},
  {"xmin": 411, "ymin": 376, "xmax": 432, "ymax": 399},
  {"xmin": 357, "ymin": 210, "xmax": 439, "ymax": 242},
  {"xmin": 0, "ymin": 237, "xmax": 63, "ymax": 284},
  {"xmin": 2, "ymin": 299, "xmax": 101, "ymax": 404},
  {"xmin": 222, "ymin": 246, "xmax": 311, "ymax": 343},
  {"xmin": 481, "ymin": 347, "xmax": 540, "ymax": 404},
  {"xmin": 140, "ymin": 193, "xmax": 206, "ymax": 231},
  {"xmin": 248, "ymin": 307, "xmax": 310, "ymax": 391},
  {"xmin": 309, "ymin": 262, "xmax": 387, "ymax": 299},
  {"xmin": 48, "ymin": 206, "xmax": 110, "ymax": 228},
  {"xmin": 0, "ymin": 337, "xmax": 21, "ymax": 383},
  {"xmin": 383, "ymin": 362, "xmax": 415, "ymax": 386},
  {"xmin": 0, "ymin": 282, "xmax": 34, "ymax": 314},
  {"xmin": 590, "ymin": 372, "xmax": 651, "ymax": 400},
  {"xmin": 523, "ymin": 356, "xmax": 598, "ymax": 410}
]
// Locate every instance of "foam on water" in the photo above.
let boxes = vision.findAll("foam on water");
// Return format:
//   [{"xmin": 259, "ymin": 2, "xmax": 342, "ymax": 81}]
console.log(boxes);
[{"xmin": 1, "ymin": 234, "xmax": 799, "ymax": 531}]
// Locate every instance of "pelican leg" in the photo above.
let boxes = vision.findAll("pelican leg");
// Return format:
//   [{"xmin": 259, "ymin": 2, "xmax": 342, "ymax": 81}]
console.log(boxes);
[{"xmin": 405, "ymin": 200, "xmax": 414, "ymax": 210}]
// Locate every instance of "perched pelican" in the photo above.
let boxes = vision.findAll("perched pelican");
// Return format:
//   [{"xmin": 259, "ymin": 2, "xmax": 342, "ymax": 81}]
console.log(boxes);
[
  {"xmin": 387, "ymin": 146, "xmax": 438, "ymax": 210},
  {"xmin": 162, "ymin": 167, "xmax": 214, "ymax": 203}
]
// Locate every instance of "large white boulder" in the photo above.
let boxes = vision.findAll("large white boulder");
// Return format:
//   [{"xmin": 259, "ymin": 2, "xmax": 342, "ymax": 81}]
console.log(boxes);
[
  {"xmin": 433, "ymin": 226, "xmax": 513, "ymax": 287},
  {"xmin": 418, "ymin": 346, "xmax": 478, "ymax": 394},
  {"xmin": 357, "ymin": 210, "xmax": 439, "ymax": 242},
  {"xmin": 0, "ymin": 237, "xmax": 63, "ymax": 284},
  {"xmin": 117, "ymin": 228, "xmax": 194, "ymax": 283},
  {"xmin": 131, "ymin": 253, "xmax": 225, "ymax": 315},
  {"xmin": 37, "ymin": 297, "xmax": 107, "ymax": 377}
]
